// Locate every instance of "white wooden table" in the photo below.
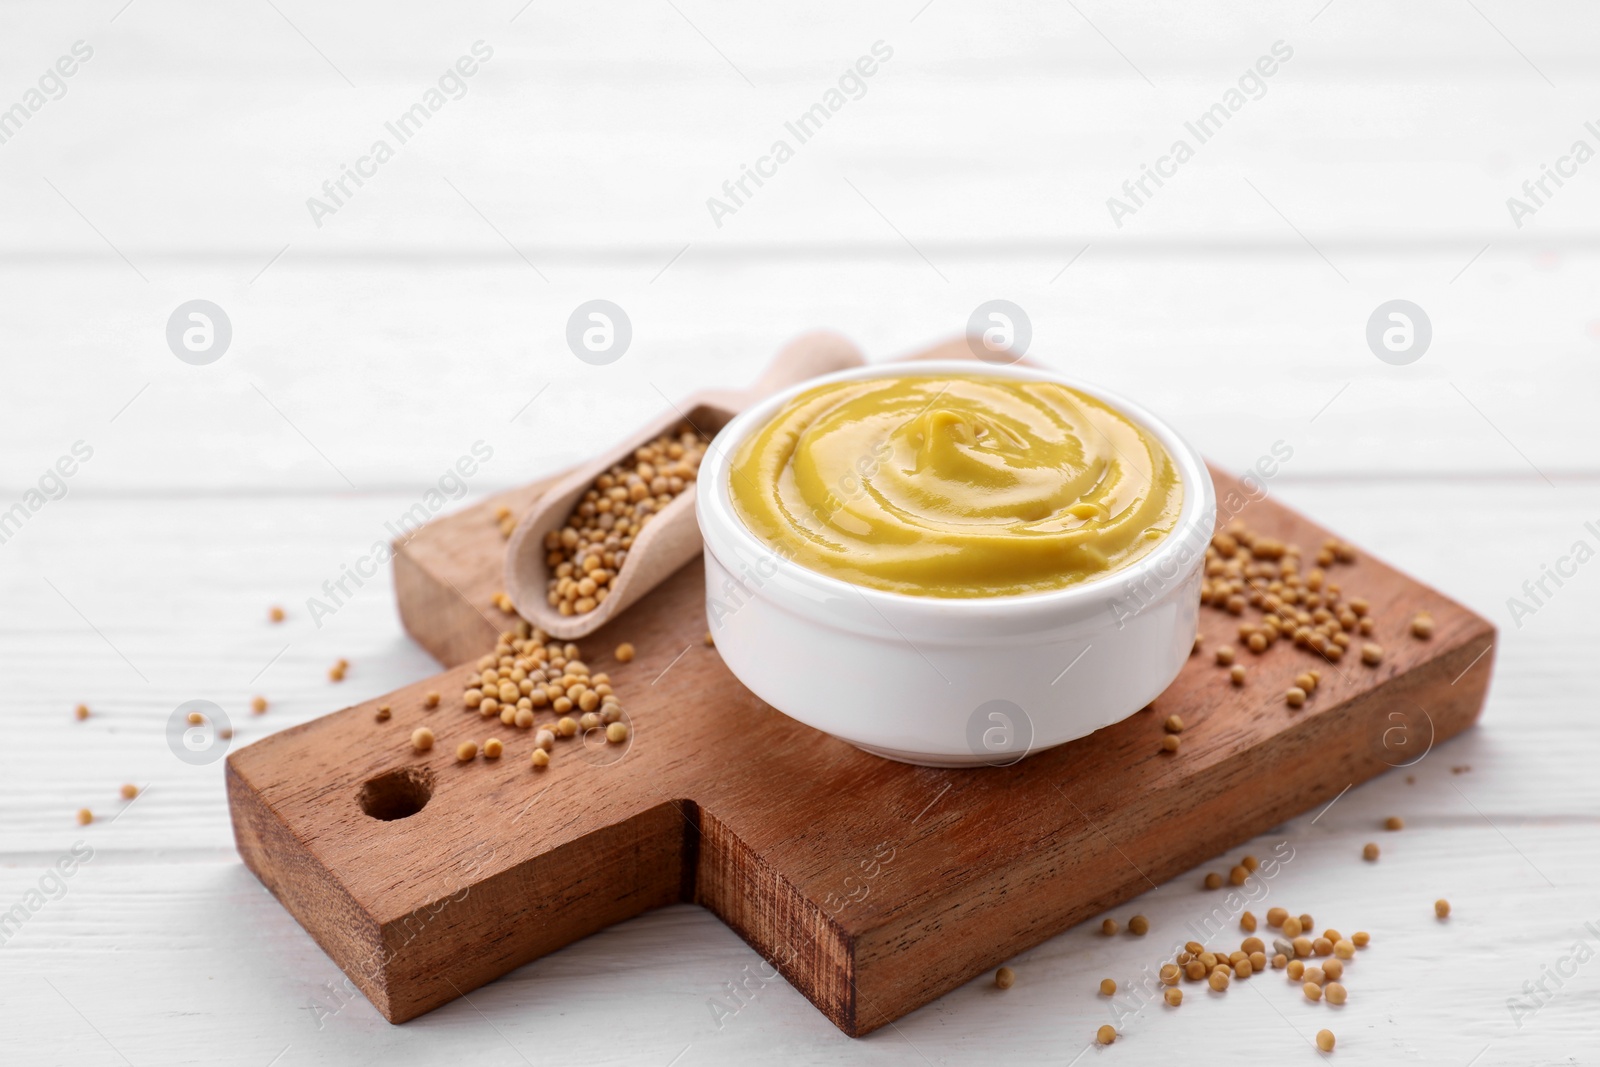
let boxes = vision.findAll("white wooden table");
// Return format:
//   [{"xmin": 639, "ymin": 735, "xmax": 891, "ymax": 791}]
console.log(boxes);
[{"xmin": 2, "ymin": 2, "xmax": 1595, "ymax": 1063}]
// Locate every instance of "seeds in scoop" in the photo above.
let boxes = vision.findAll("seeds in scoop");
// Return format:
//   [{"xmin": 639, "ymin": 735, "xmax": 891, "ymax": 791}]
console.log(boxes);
[
  {"xmin": 1240, "ymin": 911, "xmax": 1257, "ymax": 932},
  {"xmin": 1099, "ymin": 978, "xmax": 1116, "ymax": 995},
  {"xmin": 1204, "ymin": 872, "xmax": 1223, "ymax": 890},
  {"xmin": 1215, "ymin": 646, "xmax": 1235, "ymax": 666},
  {"xmin": 74, "ymin": 704, "xmax": 90, "ymax": 721},
  {"xmin": 1129, "ymin": 914, "xmax": 1149, "ymax": 936},
  {"xmin": 269, "ymin": 605, "xmax": 286, "ymax": 622},
  {"xmin": 483, "ymin": 738, "xmax": 503, "ymax": 759},
  {"xmin": 1101, "ymin": 918, "xmax": 1119, "ymax": 936},
  {"xmin": 995, "ymin": 965, "xmax": 1015, "ymax": 990},
  {"xmin": 411, "ymin": 728, "xmax": 434, "ymax": 752},
  {"xmin": 1096, "ymin": 1025, "xmax": 1116, "ymax": 1045},
  {"xmin": 1385, "ymin": 815, "xmax": 1404, "ymax": 831},
  {"xmin": 1164, "ymin": 714, "xmax": 1184, "ymax": 733},
  {"xmin": 1164, "ymin": 987, "xmax": 1182, "ymax": 1006},
  {"xmin": 1209, "ymin": 970, "xmax": 1229, "ymax": 992},
  {"xmin": 1361, "ymin": 642, "xmax": 1384, "ymax": 665},
  {"xmin": 1411, "ymin": 612, "xmax": 1434, "ymax": 639},
  {"xmin": 1267, "ymin": 907, "xmax": 1288, "ymax": 927},
  {"xmin": 120, "ymin": 784, "xmax": 138, "ymax": 800},
  {"xmin": 1363, "ymin": 842, "xmax": 1380, "ymax": 861},
  {"xmin": 530, "ymin": 748, "xmax": 550, "ymax": 769},
  {"xmin": 1229, "ymin": 664, "xmax": 1246, "ymax": 686},
  {"xmin": 1317, "ymin": 1029, "xmax": 1335, "ymax": 1052},
  {"xmin": 251, "ymin": 696, "xmax": 268, "ymax": 714},
  {"xmin": 1303, "ymin": 981, "xmax": 1323, "ymax": 1002},
  {"xmin": 1435, "ymin": 898, "xmax": 1451, "ymax": 919},
  {"xmin": 1352, "ymin": 931, "xmax": 1370, "ymax": 947},
  {"xmin": 1161, "ymin": 734, "xmax": 1180, "ymax": 753},
  {"xmin": 1285, "ymin": 686, "xmax": 1307, "ymax": 708}
]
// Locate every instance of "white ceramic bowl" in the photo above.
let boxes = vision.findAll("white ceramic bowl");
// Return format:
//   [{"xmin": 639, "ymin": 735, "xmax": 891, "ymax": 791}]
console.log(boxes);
[{"xmin": 696, "ymin": 360, "xmax": 1216, "ymax": 767}]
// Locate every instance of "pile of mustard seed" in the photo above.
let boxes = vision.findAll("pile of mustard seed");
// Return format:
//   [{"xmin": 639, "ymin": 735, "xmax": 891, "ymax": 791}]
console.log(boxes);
[{"xmin": 541, "ymin": 425, "xmax": 708, "ymax": 617}]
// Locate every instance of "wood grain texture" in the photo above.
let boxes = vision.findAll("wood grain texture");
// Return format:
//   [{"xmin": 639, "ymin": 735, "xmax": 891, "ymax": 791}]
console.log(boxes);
[{"xmin": 228, "ymin": 454, "xmax": 1494, "ymax": 1033}]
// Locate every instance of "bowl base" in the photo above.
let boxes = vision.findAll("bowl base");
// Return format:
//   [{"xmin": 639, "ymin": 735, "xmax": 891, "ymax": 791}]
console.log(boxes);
[{"xmin": 848, "ymin": 739, "xmax": 1049, "ymax": 769}]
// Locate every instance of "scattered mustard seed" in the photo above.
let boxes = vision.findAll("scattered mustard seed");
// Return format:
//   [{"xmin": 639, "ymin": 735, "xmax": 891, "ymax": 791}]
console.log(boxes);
[
  {"xmin": 1411, "ymin": 612, "xmax": 1435, "ymax": 639},
  {"xmin": 269, "ymin": 605, "xmax": 286, "ymax": 623},
  {"xmin": 1164, "ymin": 987, "xmax": 1182, "ymax": 1007},
  {"xmin": 1161, "ymin": 734, "xmax": 1180, "ymax": 754},
  {"xmin": 995, "ymin": 966, "xmax": 1015, "ymax": 990},
  {"xmin": 120, "ymin": 784, "xmax": 138, "ymax": 800},
  {"xmin": 1240, "ymin": 911, "xmax": 1257, "ymax": 933},
  {"xmin": 1363, "ymin": 842, "xmax": 1379, "ymax": 861},
  {"xmin": 1267, "ymin": 907, "xmax": 1288, "ymax": 928},
  {"xmin": 187, "ymin": 712, "xmax": 204, "ymax": 725},
  {"xmin": 411, "ymin": 727, "xmax": 434, "ymax": 752},
  {"xmin": 1129, "ymin": 914, "xmax": 1149, "ymax": 936},
  {"xmin": 1385, "ymin": 815, "xmax": 1404, "ymax": 831},
  {"xmin": 530, "ymin": 747, "xmax": 550, "ymax": 769},
  {"xmin": 376, "ymin": 705, "xmax": 392, "ymax": 722},
  {"xmin": 1096, "ymin": 1024, "xmax": 1116, "ymax": 1045},
  {"xmin": 1361, "ymin": 642, "xmax": 1384, "ymax": 666},
  {"xmin": 424, "ymin": 691, "xmax": 441, "ymax": 709},
  {"xmin": 1316, "ymin": 1029, "xmax": 1335, "ymax": 1052},
  {"xmin": 1322, "ymin": 958, "xmax": 1344, "ymax": 982},
  {"xmin": 1209, "ymin": 970, "xmax": 1229, "ymax": 992},
  {"xmin": 1287, "ymin": 959, "xmax": 1305, "ymax": 981},
  {"xmin": 615, "ymin": 642, "xmax": 636, "ymax": 663},
  {"xmin": 1215, "ymin": 645, "xmax": 1236, "ymax": 666},
  {"xmin": 1160, "ymin": 963, "xmax": 1180, "ymax": 985},
  {"xmin": 1351, "ymin": 931, "xmax": 1370, "ymax": 947},
  {"xmin": 1435, "ymin": 898, "xmax": 1451, "ymax": 919},
  {"xmin": 1229, "ymin": 664, "xmax": 1247, "ymax": 686},
  {"xmin": 1204, "ymin": 872, "xmax": 1223, "ymax": 890},
  {"xmin": 76, "ymin": 808, "xmax": 93, "ymax": 826},
  {"xmin": 1285, "ymin": 686, "xmax": 1307, "ymax": 708},
  {"xmin": 1099, "ymin": 978, "xmax": 1116, "ymax": 996},
  {"xmin": 1242, "ymin": 854, "xmax": 1260, "ymax": 871},
  {"xmin": 251, "ymin": 695, "xmax": 268, "ymax": 715},
  {"xmin": 1272, "ymin": 953, "xmax": 1287, "ymax": 969},
  {"xmin": 1230, "ymin": 865, "xmax": 1249, "ymax": 886},
  {"xmin": 1282, "ymin": 916, "xmax": 1303, "ymax": 938},
  {"xmin": 606, "ymin": 722, "xmax": 629, "ymax": 744},
  {"xmin": 1164, "ymin": 714, "xmax": 1184, "ymax": 733},
  {"xmin": 557, "ymin": 716, "xmax": 578, "ymax": 737},
  {"xmin": 704, "ymin": 630, "xmax": 715, "ymax": 647},
  {"xmin": 1303, "ymin": 981, "xmax": 1323, "ymax": 1002},
  {"xmin": 483, "ymin": 738, "xmax": 504, "ymax": 759},
  {"xmin": 74, "ymin": 704, "xmax": 90, "ymax": 721},
  {"xmin": 1101, "ymin": 918, "xmax": 1119, "ymax": 936}
]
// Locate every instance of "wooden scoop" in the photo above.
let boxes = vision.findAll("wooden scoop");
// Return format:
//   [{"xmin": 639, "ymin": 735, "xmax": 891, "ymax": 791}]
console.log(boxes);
[{"xmin": 504, "ymin": 331, "xmax": 866, "ymax": 639}]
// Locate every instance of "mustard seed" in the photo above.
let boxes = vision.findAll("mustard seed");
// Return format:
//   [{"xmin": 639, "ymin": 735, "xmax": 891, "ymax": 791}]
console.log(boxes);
[
  {"xmin": 1230, "ymin": 865, "xmax": 1249, "ymax": 886},
  {"xmin": 1322, "ymin": 959, "xmax": 1344, "ymax": 982},
  {"xmin": 1160, "ymin": 963, "xmax": 1180, "ymax": 984},
  {"xmin": 411, "ymin": 727, "xmax": 434, "ymax": 752},
  {"xmin": 1304, "ymin": 965, "xmax": 1325, "ymax": 985},
  {"xmin": 1282, "ymin": 916, "xmax": 1302, "ymax": 938},
  {"xmin": 1303, "ymin": 981, "xmax": 1323, "ymax": 1002},
  {"xmin": 1240, "ymin": 911, "xmax": 1257, "ymax": 933},
  {"xmin": 1285, "ymin": 686, "xmax": 1306, "ymax": 708},
  {"xmin": 187, "ymin": 711, "xmax": 204, "ymax": 725},
  {"xmin": 76, "ymin": 808, "xmax": 92, "ymax": 826},
  {"xmin": 557, "ymin": 716, "xmax": 578, "ymax": 737},
  {"xmin": 1164, "ymin": 714, "xmax": 1184, "ymax": 733},
  {"xmin": 1334, "ymin": 939, "xmax": 1354, "ymax": 959},
  {"xmin": 483, "ymin": 738, "xmax": 503, "ymax": 759},
  {"xmin": 1352, "ymin": 931, "xmax": 1370, "ymax": 947},
  {"xmin": 1209, "ymin": 970, "xmax": 1229, "ymax": 992},
  {"xmin": 1129, "ymin": 914, "xmax": 1149, "ymax": 935},
  {"xmin": 1300, "ymin": 913, "xmax": 1315, "ymax": 931},
  {"xmin": 1249, "ymin": 951, "xmax": 1267, "ymax": 972},
  {"xmin": 1313, "ymin": 937, "xmax": 1333, "ymax": 957},
  {"xmin": 1361, "ymin": 642, "xmax": 1384, "ymax": 666},
  {"xmin": 1204, "ymin": 872, "xmax": 1223, "ymax": 890},
  {"xmin": 75, "ymin": 704, "xmax": 90, "ymax": 721},
  {"xmin": 1316, "ymin": 1029, "xmax": 1335, "ymax": 1052},
  {"xmin": 1435, "ymin": 898, "xmax": 1451, "ymax": 919},
  {"xmin": 1099, "ymin": 977, "xmax": 1116, "ymax": 996},
  {"xmin": 1164, "ymin": 987, "xmax": 1182, "ymax": 1007},
  {"xmin": 1242, "ymin": 936, "xmax": 1264, "ymax": 955},
  {"xmin": 535, "ymin": 729, "xmax": 555, "ymax": 751},
  {"xmin": 424, "ymin": 691, "xmax": 441, "ymax": 709},
  {"xmin": 1266, "ymin": 907, "xmax": 1288, "ymax": 928},
  {"xmin": 1229, "ymin": 664, "xmax": 1247, "ymax": 686},
  {"xmin": 1101, "ymin": 918, "xmax": 1119, "ymax": 936},
  {"xmin": 1096, "ymin": 1024, "xmax": 1116, "ymax": 1045},
  {"xmin": 1215, "ymin": 646, "xmax": 1235, "ymax": 666},
  {"xmin": 704, "ymin": 630, "xmax": 715, "ymax": 647},
  {"xmin": 615, "ymin": 643, "xmax": 636, "ymax": 663},
  {"xmin": 1185, "ymin": 959, "xmax": 1206, "ymax": 980},
  {"xmin": 1385, "ymin": 815, "xmax": 1404, "ymax": 831},
  {"xmin": 530, "ymin": 748, "xmax": 550, "ymax": 769},
  {"xmin": 606, "ymin": 721, "xmax": 629, "ymax": 744},
  {"xmin": 119, "ymin": 784, "xmax": 138, "ymax": 800},
  {"xmin": 269, "ymin": 605, "xmax": 286, "ymax": 623},
  {"xmin": 1161, "ymin": 734, "xmax": 1180, "ymax": 753},
  {"xmin": 1411, "ymin": 612, "xmax": 1434, "ymax": 639},
  {"xmin": 1243, "ymin": 854, "xmax": 1260, "ymax": 871},
  {"xmin": 1287, "ymin": 959, "xmax": 1304, "ymax": 981},
  {"xmin": 1272, "ymin": 953, "xmax": 1287, "ymax": 969},
  {"xmin": 251, "ymin": 695, "xmax": 268, "ymax": 715},
  {"xmin": 995, "ymin": 965, "xmax": 1015, "ymax": 990}
]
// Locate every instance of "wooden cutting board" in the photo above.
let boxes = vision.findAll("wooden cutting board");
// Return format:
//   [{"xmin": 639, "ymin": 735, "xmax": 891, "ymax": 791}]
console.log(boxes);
[{"xmin": 226, "ymin": 359, "xmax": 1495, "ymax": 1037}]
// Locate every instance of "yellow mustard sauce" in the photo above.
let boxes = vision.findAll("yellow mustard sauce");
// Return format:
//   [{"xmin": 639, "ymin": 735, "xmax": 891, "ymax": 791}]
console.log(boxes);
[{"xmin": 727, "ymin": 374, "xmax": 1183, "ymax": 597}]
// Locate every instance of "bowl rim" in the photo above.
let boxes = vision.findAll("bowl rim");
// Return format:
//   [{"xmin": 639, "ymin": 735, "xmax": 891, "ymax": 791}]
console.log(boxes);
[{"xmin": 696, "ymin": 358, "xmax": 1216, "ymax": 621}]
